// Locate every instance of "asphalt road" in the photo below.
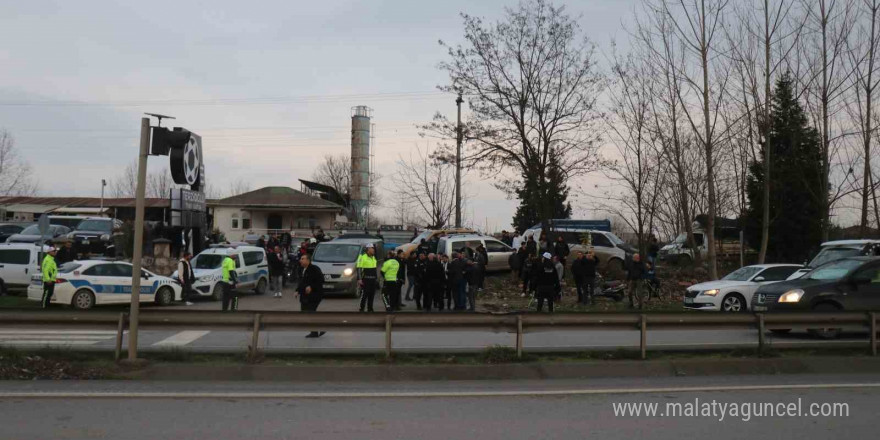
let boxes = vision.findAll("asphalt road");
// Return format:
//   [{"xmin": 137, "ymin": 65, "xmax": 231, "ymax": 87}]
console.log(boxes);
[
  {"xmin": 2, "ymin": 374, "xmax": 877, "ymax": 439},
  {"xmin": 0, "ymin": 288, "xmax": 872, "ymax": 354}
]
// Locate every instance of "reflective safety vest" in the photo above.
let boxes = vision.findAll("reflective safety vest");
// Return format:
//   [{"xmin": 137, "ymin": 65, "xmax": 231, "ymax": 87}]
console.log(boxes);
[
  {"xmin": 356, "ymin": 253, "xmax": 378, "ymax": 279},
  {"xmin": 222, "ymin": 256, "xmax": 237, "ymax": 283},
  {"xmin": 381, "ymin": 259, "xmax": 399, "ymax": 281},
  {"xmin": 42, "ymin": 254, "xmax": 57, "ymax": 283}
]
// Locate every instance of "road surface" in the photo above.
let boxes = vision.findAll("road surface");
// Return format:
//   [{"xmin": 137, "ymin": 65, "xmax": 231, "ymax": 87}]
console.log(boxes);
[{"xmin": 1, "ymin": 374, "xmax": 877, "ymax": 439}]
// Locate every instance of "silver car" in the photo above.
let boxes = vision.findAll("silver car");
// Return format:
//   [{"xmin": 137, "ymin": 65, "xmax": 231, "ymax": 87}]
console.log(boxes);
[{"xmin": 311, "ymin": 238, "xmax": 384, "ymax": 297}]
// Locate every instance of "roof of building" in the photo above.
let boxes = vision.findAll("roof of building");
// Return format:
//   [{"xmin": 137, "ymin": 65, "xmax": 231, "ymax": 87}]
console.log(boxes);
[
  {"xmin": 209, "ymin": 186, "xmax": 342, "ymax": 210},
  {"xmin": 0, "ymin": 196, "xmax": 170, "ymax": 210}
]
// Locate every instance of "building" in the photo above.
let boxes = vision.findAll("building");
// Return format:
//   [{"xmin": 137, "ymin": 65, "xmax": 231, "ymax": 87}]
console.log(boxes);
[
  {"xmin": 208, "ymin": 186, "xmax": 343, "ymax": 241},
  {"xmin": 0, "ymin": 196, "xmax": 170, "ymax": 222}
]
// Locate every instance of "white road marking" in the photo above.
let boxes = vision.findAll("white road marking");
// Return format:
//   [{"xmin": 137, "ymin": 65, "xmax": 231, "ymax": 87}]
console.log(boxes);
[
  {"xmin": 0, "ymin": 330, "xmax": 117, "ymax": 347},
  {"xmin": 151, "ymin": 330, "xmax": 211, "ymax": 347},
  {"xmin": 2, "ymin": 383, "xmax": 879, "ymax": 399}
]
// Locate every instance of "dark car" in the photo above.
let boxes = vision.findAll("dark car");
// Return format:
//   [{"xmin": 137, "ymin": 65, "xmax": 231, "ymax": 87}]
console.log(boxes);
[
  {"xmin": 0, "ymin": 223, "xmax": 29, "ymax": 243},
  {"xmin": 753, "ymin": 257, "xmax": 880, "ymax": 337},
  {"xmin": 5, "ymin": 224, "xmax": 71, "ymax": 245},
  {"xmin": 67, "ymin": 218, "xmax": 120, "ymax": 257}
]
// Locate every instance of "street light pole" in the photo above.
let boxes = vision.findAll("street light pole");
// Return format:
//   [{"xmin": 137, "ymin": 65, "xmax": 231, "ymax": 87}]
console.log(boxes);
[
  {"xmin": 455, "ymin": 92, "xmax": 463, "ymax": 228},
  {"xmin": 128, "ymin": 117, "xmax": 150, "ymax": 361}
]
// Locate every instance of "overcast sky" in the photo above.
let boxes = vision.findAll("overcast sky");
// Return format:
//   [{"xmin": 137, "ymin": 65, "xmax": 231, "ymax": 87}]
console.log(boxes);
[{"xmin": 0, "ymin": 0, "xmax": 631, "ymax": 232}]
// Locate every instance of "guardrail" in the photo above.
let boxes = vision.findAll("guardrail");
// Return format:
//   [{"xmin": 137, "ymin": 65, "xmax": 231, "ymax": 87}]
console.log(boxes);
[{"xmin": 0, "ymin": 310, "xmax": 876, "ymax": 361}]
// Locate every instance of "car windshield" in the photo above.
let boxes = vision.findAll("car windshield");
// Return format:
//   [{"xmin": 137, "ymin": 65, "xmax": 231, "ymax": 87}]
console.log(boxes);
[
  {"xmin": 76, "ymin": 220, "xmax": 112, "ymax": 233},
  {"xmin": 607, "ymin": 232, "xmax": 626, "ymax": 246},
  {"xmin": 58, "ymin": 263, "xmax": 81, "ymax": 273},
  {"xmin": 722, "ymin": 266, "xmax": 764, "ymax": 281},
  {"xmin": 808, "ymin": 246, "xmax": 863, "ymax": 268},
  {"xmin": 673, "ymin": 233, "xmax": 687, "ymax": 244},
  {"xmin": 194, "ymin": 254, "xmax": 225, "ymax": 269},
  {"xmin": 19, "ymin": 225, "xmax": 42, "ymax": 235},
  {"xmin": 411, "ymin": 231, "xmax": 431, "ymax": 244},
  {"xmin": 807, "ymin": 259, "xmax": 863, "ymax": 280},
  {"xmin": 313, "ymin": 244, "xmax": 363, "ymax": 263}
]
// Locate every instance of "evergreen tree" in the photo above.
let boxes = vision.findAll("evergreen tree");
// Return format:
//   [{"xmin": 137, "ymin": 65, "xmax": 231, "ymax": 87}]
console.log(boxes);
[
  {"xmin": 744, "ymin": 73, "xmax": 823, "ymax": 263},
  {"xmin": 512, "ymin": 152, "xmax": 572, "ymax": 232}
]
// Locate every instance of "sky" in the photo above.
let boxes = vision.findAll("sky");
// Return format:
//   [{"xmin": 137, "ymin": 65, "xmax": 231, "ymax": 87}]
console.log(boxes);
[{"xmin": 0, "ymin": 0, "xmax": 631, "ymax": 232}]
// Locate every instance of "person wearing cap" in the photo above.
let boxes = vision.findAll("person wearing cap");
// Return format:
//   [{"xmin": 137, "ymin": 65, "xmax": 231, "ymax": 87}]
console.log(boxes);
[
  {"xmin": 220, "ymin": 254, "xmax": 239, "ymax": 311},
  {"xmin": 40, "ymin": 246, "xmax": 58, "ymax": 308},
  {"xmin": 380, "ymin": 250, "xmax": 400, "ymax": 311},
  {"xmin": 356, "ymin": 244, "xmax": 379, "ymax": 312},
  {"xmin": 535, "ymin": 252, "xmax": 561, "ymax": 312}
]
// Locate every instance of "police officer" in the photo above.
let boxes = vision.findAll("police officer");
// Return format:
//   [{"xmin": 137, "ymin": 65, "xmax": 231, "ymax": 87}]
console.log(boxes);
[
  {"xmin": 41, "ymin": 246, "xmax": 58, "ymax": 309},
  {"xmin": 536, "ymin": 252, "xmax": 561, "ymax": 313},
  {"xmin": 380, "ymin": 250, "xmax": 400, "ymax": 311},
  {"xmin": 221, "ymin": 254, "xmax": 239, "ymax": 311},
  {"xmin": 356, "ymin": 244, "xmax": 379, "ymax": 312}
]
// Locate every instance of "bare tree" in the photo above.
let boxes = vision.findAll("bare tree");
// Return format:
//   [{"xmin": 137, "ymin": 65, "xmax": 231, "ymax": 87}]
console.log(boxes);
[
  {"xmin": 0, "ymin": 130, "xmax": 38, "ymax": 196},
  {"xmin": 226, "ymin": 178, "xmax": 252, "ymax": 198},
  {"xmin": 311, "ymin": 154, "xmax": 350, "ymax": 198},
  {"xmin": 146, "ymin": 169, "xmax": 182, "ymax": 199},
  {"xmin": 845, "ymin": 0, "xmax": 880, "ymax": 235},
  {"xmin": 653, "ymin": 0, "xmax": 732, "ymax": 279},
  {"xmin": 110, "ymin": 161, "xmax": 138, "ymax": 198},
  {"xmin": 393, "ymin": 145, "xmax": 458, "ymax": 228},
  {"xmin": 422, "ymin": 0, "xmax": 605, "ymax": 227}
]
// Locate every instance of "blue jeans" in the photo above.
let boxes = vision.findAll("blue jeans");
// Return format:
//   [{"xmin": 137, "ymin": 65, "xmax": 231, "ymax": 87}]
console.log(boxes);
[{"xmin": 405, "ymin": 275, "xmax": 416, "ymax": 298}]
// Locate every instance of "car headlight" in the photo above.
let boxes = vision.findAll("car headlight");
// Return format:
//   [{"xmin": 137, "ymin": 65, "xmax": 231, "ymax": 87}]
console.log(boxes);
[
  {"xmin": 778, "ymin": 289, "xmax": 804, "ymax": 303},
  {"xmin": 343, "ymin": 268, "xmax": 354, "ymax": 276},
  {"xmin": 700, "ymin": 289, "xmax": 719, "ymax": 296},
  {"xmin": 67, "ymin": 232, "xmax": 75, "ymax": 239},
  {"xmin": 100, "ymin": 234, "xmax": 110, "ymax": 241}
]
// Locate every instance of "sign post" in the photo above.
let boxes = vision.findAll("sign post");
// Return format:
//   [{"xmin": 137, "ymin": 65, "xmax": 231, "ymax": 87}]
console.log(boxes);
[
  {"xmin": 128, "ymin": 117, "xmax": 151, "ymax": 361},
  {"xmin": 38, "ymin": 214, "xmax": 50, "ymax": 244}
]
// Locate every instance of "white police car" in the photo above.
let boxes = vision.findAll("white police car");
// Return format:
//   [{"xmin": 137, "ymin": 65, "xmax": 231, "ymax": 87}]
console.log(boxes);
[
  {"xmin": 171, "ymin": 245, "xmax": 269, "ymax": 300},
  {"xmin": 27, "ymin": 260, "xmax": 182, "ymax": 309}
]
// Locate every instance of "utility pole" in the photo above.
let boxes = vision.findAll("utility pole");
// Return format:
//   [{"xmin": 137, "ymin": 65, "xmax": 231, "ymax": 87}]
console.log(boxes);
[
  {"xmin": 99, "ymin": 179, "xmax": 106, "ymax": 214},
  {"xmin": 455, "ymin": 92, "xmax": 463, "ymax": 228},
  {"xmin": 128, "ymin": 117, "xmax": 150, "ymax": 361}
]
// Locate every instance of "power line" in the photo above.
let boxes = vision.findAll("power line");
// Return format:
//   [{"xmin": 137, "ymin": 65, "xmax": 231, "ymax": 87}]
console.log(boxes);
[{"xmin": 0, "ymin": 91, "xmax": 448, "ymax": 107}]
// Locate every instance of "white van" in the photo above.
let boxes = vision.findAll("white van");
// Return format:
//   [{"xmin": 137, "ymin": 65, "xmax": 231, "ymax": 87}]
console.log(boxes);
[
  {"xmin": 0, "ymin": 243, "xmax": 43, "ymax": 295},
  {"xmin": 436, "ymin": 234, "xmax": 515, "ymax": 271},
  {"xmin": 522, "ymin": 227, "xmax": 634, "ymax": 275},
  {"xmin": 171, "ymin": 245, "xmax": 269, "ymax": 300},
  {"xmin": 312, "ymin": 238, "xmax": 384, "ymax": 296}
]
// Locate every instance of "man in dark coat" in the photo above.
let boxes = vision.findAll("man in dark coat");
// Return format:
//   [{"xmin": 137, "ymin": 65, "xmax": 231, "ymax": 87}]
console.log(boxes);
[
  {"xmin": 535, "ymin": 252, "xmax": 561, "ymax": 312},
  {"xmin": 583, "ymin": 250, "xmax": 598, "ymax": 305},
  {"xmin": 626, "ymin": 253, "xmax": 647, "ymax": 310},
  {"xmin": 571, "ymin": 251, "xmax": 587, "ymax": 304},
  {"xmin": 414, "ymin": 252, "xmax": 428, "ymax": 310},
  {"xmin": 475, "ymin": 244, "xmax": 488, "ymax": 291},
  {"xmin": 526, "ymin": 236, "xmax": 537, "ymax": 256},
  {"xmin": 447, "ymin": 252, "xmax": 467, "ymax": 311},
  {"xmin": 296, "ymin": 254, "xmax": 325, "ymax": 337},
  {"xmin": 553, "ymin": 235, "xmax": 570, "ymax": 277},
  {"xmin": 423, "ymin": 253, "xmax": 445, "ymax": 312},
  {"xmin": 54, "ymin": 241, "xmax": 76, "ymax": 265}
]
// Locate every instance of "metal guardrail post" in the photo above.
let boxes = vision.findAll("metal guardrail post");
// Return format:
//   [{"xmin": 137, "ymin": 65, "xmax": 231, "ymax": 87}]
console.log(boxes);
[
  {"xmin": 871, "ymin": 312, "xmax": 877, "ymax": 357},
  {"xmin": 385, "ymin": 315, "xmax": 393, "ymax": 360},
  {"xmin": 114, "ymin": 313, "xmax": 126, "ymax": 362},
  {"xmin": 640, "ymin": 314, "xmax": 647, "ymax": 360},
  {"xmin": 516, "ymin": 315, "xmax": 523, "ymax": 359},
  {"xmin": 250, "ymin": 313, "xmax": 262, "ymax": 359},
  {"xmin": 757, "ymin": 313, "xmax": 766, "ymax": 356}
]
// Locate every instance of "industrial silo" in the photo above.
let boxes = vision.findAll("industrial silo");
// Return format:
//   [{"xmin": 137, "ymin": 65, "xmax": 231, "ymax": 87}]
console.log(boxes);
[{"xmin": 350, "ymin": 106, "xmax": 372, "ymax": 227}]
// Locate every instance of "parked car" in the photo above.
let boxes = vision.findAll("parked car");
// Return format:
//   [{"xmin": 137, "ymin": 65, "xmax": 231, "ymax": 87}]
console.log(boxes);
[
  {"xmin": 6, "ymin": 224, "xmax": 71, "ymax": 245},
  {"xmin": 395, "ymin": 228, "xmax": 475, "ymax": 257},
  {"xmin": 523, "ymin": 226, "xmax": 634, "ymax": 276},
  {"xmin": 27, "ymin": 260, "xmax": 181, "ymax": 309},
  {"xmin": 787, "ymin": 239, "xmax": 880, "ymax": 280},
  {"xmin": 683, "ymin": 264, "xmax": 802, "ymax": 312},
  {"xmin": 66, "ymin": 217, "xmax": 121, "ymax": 257},
  {"xmin": 0, "ymin": 243, "xmax": 44, "ymax": 295},
  {"xmin": 171, "ymin": 245, "xmax": 269, "ymax": 300},
  {"xmin": 0, "ymin": 223, "xmax": 30, "ymax": 243},
  {"xmin": 46, "ymin": 215, "xmax": 90, "ymax": 230},
  {"xmin": 436, "ymin": 233, "xmax": 514, "ymax": 271},
  {"xmin": 312, "ymin": 237, "xmax": 384, "ymax": 297},
  {"xmin": 752, "ymin": 257, "xmax": 880, "ymax": 338}
]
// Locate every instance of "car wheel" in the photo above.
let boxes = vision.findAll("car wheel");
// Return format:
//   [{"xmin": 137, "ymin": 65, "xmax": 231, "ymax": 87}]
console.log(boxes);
[
  {"xmin": 607, "ymin": 259, "xmax": 624, "ymax": 278},
  {"xmin": 808, "ymin": 303, "xmax": 842, "ymax": 339},
  {"xmin": 71, "ymin": 289, "xmax": 95, "ymax": 310},
  {"xmin": 155, "ymin": 286, "xmax": 174, "ymax": 306},
  {"xmin": 211, "ymin": 284, "xmax": 224, "ymax": 301},
  {"xmin": 721, "ymin": 293, "xmax": 747, "ymax": 313},
  {"xmin": 255, "ymin": 278, "xmax": 267, "ymax": 295}
]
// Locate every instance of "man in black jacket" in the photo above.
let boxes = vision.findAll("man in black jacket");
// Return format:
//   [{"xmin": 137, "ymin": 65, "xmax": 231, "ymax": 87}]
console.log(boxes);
[
  {"xmin": 535, "ymin": 252, "xmax": 561, "ymax": 312},
  {"xmin": 424, "ymin": 253, "xmax": 445, "ymax": 312},
  {"xmin": 526, "ymin": 236, "xmax": 537, "ymax": 256},
  {"xmin": 475, "ymin": 244, "xmax": 488, "ymax": 291},
  {"xmin": 413, "ymin": 253, "xmax": 428, "ymax": 310},
  {"xmin": 571, "ymin": 251, "xmax": 586, "ymax": 304},
  {"xmin": 553, "ymin": 236, "xmax": 570, "ymax": 278},
  {"xmin": 626, "ymin": 253, "xmax": 647, "ymax": 310},
  {"xmin": 268, "ymin": 246, "xmax": 285, "ymax": 298},
  {"xmin": 176, "ymin": 252, "xmax": 195, "ymax": 305},
  {"xmin": 447, "ymin": 252, "xmax": 467, "ymax": 311},
  {"xmin": 296, "ymin": 254, "xmax": 325, "ymax": 338}
]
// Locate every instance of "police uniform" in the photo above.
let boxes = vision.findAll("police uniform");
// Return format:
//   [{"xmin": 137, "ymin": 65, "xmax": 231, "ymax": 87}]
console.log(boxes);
[
  {"xmin": 221, "ymin": 255, "xmax": 239, "ymax": 311},
  {"xmin": 380, "ymin": 257, "xmax": 400, "ymax": 311},
  {"xmin": 41, "ymin": 251, "xmax": 58, "ymax": 309},
  {"xmin": 356, "ymin": 249, "xmax": 378, "ymax": 312}
]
